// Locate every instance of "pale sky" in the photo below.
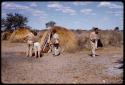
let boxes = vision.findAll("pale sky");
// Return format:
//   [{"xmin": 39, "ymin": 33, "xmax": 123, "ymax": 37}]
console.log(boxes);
[{"xmin": 2, "ymin": 1, "xmax": 123, "ymax": 30}]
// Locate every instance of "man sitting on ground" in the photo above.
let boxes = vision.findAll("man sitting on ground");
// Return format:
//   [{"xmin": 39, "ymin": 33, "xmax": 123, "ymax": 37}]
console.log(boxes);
[{"xmin": 51, "ymin": 29, "xmax": 60, "ymax": 56}]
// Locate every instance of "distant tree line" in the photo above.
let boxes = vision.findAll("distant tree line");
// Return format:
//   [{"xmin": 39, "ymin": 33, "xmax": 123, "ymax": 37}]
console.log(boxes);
[{"xmin": 1, "ymin": 13, "xmax": 57, "ymax": 32}]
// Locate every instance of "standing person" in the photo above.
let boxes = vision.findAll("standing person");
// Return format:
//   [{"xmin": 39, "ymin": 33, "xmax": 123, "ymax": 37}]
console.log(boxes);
[
  {"xmin": 51, "ymin": 29, "xmax": 60, "ymax": 56},
  {"xmin": 26, "ymin": 33, "xmax": 35, "ymax": 57},
  {"xmin": 33, "ymin": 33, "xmax": 43, "ymax": 58},
  {"xmin": 89, "ymin": 27, "xmax": 99, "ymax": 57},
  {"xmin": 33, "ymin": 41, "xmax": 42, "ymax": 58}
]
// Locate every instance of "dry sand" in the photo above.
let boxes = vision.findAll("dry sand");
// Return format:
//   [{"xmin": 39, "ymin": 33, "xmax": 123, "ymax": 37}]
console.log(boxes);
[{"xmin": 1, "ymin": 41, "xmax": 123, "ymax": 84}]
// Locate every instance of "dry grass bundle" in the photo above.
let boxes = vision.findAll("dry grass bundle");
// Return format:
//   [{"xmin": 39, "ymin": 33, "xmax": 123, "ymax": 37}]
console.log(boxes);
[
  {"xmin": 99, "ymin": 31, "xmax": 112, "ymax": 46},
  {"xmin": 1, "ymin": 31, "xmax": 12, "ymax": 40},
  {"xmin": 100, "ymin": 30, "xmax": 123, "ymax": 47},
  {"xmin": 39, "ymin": 31, "xmax": 48, "ymax": 45},
  {"xmin": 76, "ymin": 31, "xmax": 91, "ymax": 50},
  {"xmin": 38, "ymin": 30, "xmax": 47, "ymax": 41},
  {"xmin": 9, "ymin": 27, "xmax": 34, "ymax": 42},
  {"xmin": 109, "ymin": 31, "xmax": 123, "ymax": 46},
  {"xmin": 39, "ymin": 26, "xmax": 78, "ymax": 53}
]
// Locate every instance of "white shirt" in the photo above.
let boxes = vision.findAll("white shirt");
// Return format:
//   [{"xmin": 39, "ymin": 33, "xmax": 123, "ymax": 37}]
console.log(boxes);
[
  {"xmin": 52, "ymin": 33, "xmax": 59, "ymax": 44},
  {"xmin": 53, "ymin": 33, "xmax": 59, "ymax": 39}
]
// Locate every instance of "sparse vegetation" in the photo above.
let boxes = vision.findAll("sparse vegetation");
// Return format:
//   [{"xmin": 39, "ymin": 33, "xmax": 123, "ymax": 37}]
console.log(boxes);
[
  {"xmin": 74, "ymin": 29, "xmax": 123, "ymax": 50},
  {"xmin": 1, "ymin": 13, "xmax": 28, "ymax": 31}
]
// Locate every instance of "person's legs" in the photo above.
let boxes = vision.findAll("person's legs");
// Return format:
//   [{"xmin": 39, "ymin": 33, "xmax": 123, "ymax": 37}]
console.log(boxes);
[
  {"xmin": 26, "ymin": 44, "xmax": 30, "ymax": 57},
  {"xmin": 34, "ymin": 50, "xmax": 37, "ymax": 58},
  {"xmin": 55, "ymin": 45, "xmax": 58, "ymax": 56},
  {"xmin": 91, "ymin": 41, "xmax": 96, "ymax": 57},
  {"xmin": 29, "ymin": 44, "xmax": 33, "ymax": 57},
  {"xmin": 38, "ymin": 44, "xmax": 41, "ymax": 58},
  {"xmin": 34, "ymin": 42, "xmax": 39, "ymax": 58},
  {"xmin": 52, "ymin": 45, "xmax": 55, "ymax": 55},
  {"xmin": 27, "ymin": 41, "xmax": 33, "ymax": 57},
  {"xmin": 29, "ymin": 45, "xmax": 31, "ymax": 57},
  {"xmin": 95, "ymin": 40, "xmax": 98, "ymax": 49},
  {"xmin": 54, "ymin": 44, "xmax": 60, "ymax": 56},
  {"xmin": 92, "ymin": 45, "xmax": 96, "ymax": 57},
  {"xmin": 52, "ymin": 44, "xmax": 57, "ymax": 56},
  {"xmin": 54, "ymin": 45, "xmax": 56, "ymax": 55},
  {"xmin": 38, "ymin": 50, "xmax": 41, "ymax": 58}
]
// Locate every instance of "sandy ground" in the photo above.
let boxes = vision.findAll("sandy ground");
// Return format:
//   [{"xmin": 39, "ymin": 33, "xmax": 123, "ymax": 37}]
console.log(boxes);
[{"xmin": 1, "ymin": 41, "xmax": 123, "ymax": 84}]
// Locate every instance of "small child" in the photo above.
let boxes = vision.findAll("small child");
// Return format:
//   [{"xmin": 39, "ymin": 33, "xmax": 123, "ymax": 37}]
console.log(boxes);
[{"xmin": 33, "ymin": 41, "xmax": 42, "ymax": 58}]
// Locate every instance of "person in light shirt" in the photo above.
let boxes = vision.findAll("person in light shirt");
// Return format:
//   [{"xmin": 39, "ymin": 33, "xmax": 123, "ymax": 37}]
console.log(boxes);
[
  {"xmin": 26, "ymin": 33, "xmax": 35, "ymax": 57},
  {"xmin": 89, "ymin": 27, "xmax": 99, "ymax": 57},
  {"xmin": 51, "ymin": 29, "xmax": 60, "ymax": 56}
]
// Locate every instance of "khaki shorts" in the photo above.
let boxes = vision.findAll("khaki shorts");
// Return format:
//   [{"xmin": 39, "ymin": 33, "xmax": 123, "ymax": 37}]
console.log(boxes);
[{"xmin": 34, "ymin": 42, "xmax": 41, "ymax": 51}]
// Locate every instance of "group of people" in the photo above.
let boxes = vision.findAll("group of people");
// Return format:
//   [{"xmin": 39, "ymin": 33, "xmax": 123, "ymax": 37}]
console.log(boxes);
[
  {"xmin": 26, "ymin": 27, "xmax": 102, "ymax": 58},
  {"xmin": 26, "ymin": 28, "xmax": 60, "ymax": 58}
]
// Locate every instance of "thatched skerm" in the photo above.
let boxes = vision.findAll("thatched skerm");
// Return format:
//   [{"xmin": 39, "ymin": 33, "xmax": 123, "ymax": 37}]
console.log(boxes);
[
  {"xmin": 1, "ymin": 31, "xmax": 12, "ymax": 40},
  {"xmin": 39, "ymin": 26, "xmax": 78, "ymax": 53},
  {"xmin": 9, "ymin": 27, "xmax": 34, "ymax": 42}
]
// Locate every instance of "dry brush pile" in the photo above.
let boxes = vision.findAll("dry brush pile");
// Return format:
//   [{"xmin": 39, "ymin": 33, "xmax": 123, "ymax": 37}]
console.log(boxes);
[
  {"xmin": 39, "ymin": 26, "xmax": 79, "ymax": 53},
  {"xmin": 75, "ymin": 30, "xmax": 123, "ymax": 50},
  {"xmin": 100, "ymin": 30, "xmax": 123, "ymax": 47},
  {"xmin": 1, "ymin": 31, "xmax": 13, "ymax": 40},
  {"xmin": 9, "ymin": 27, "xmax": 35, "ymax": 43}
]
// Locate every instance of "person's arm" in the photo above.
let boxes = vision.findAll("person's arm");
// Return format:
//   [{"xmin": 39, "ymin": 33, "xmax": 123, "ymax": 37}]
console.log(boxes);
[
  {"xmin": 56, "ymin": 34, "xmax": 60, "ymax": 44},
  {"xmin": 90, "ymin": 33, "xmax": 94, "ymax": 40}
]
